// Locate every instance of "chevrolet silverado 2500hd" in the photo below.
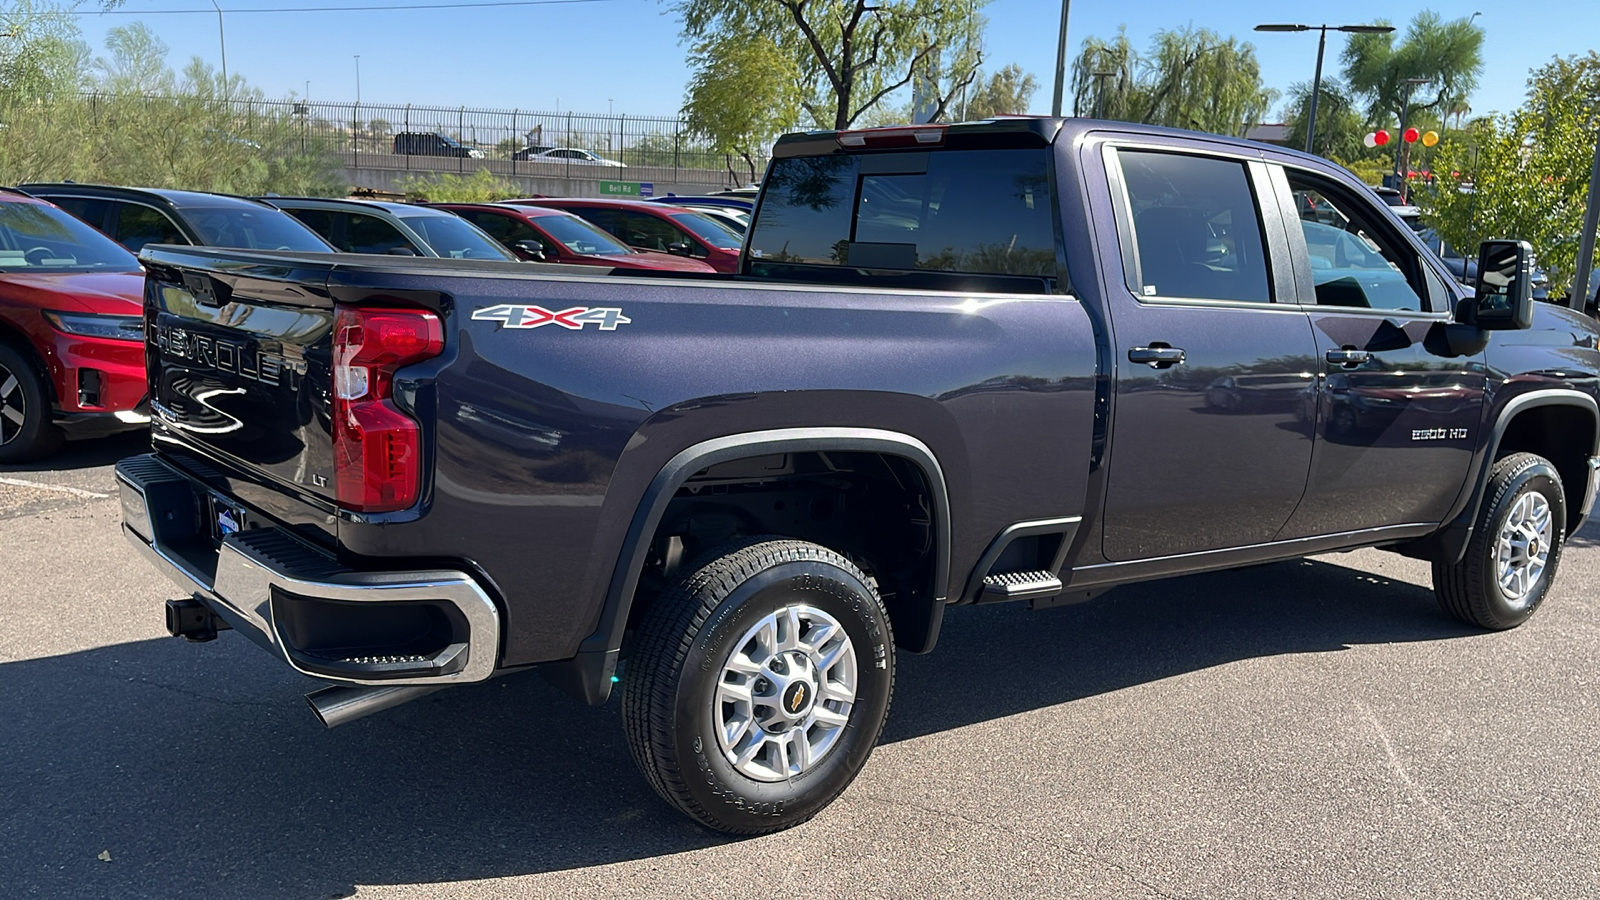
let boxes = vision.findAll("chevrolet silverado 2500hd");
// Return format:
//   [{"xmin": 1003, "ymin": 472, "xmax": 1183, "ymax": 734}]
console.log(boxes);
[{"xmin": 118, "ymin": 118, "xmax": 1600, "ymax": 835}]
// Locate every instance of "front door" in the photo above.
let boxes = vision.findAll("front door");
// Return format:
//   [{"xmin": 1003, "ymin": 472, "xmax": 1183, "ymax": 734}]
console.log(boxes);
[
  {"xmin": 1098, "ymin": 145, "xmax": 1320, "ymax": 561},
  {"xmin": 1269, "ymin": 165, "xmax": 1485, "ymax": 538}
]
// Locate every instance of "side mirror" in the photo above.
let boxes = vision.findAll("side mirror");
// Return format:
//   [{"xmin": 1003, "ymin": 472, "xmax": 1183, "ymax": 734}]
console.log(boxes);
[
  {"xmin": 1472, "ymin": 239, "xmax": 1535, "ymax": 330},
  {"xmin": 514, "ymin": 240, "xmax": 547, "ymax": 261},
  {"xmin": 666, "ymin": 241, "xmax": 693, "ymax": 257},
  {"xmin": 385, "ymin": 246, "xmax": 419, "ymax": 257}
]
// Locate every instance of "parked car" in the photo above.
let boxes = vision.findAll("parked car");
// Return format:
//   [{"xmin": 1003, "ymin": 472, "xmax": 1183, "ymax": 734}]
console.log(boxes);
[
  {"xmin": 646, "ymin": 196, "xmax": 753, "ymax": 234},
  {"xmin": 120, "ymin": 117, "xmax": 1593, "ymax": 837},
  {"xmin": 393, "ymin": 132, "xmax": 484, "ymax": 159},
  {"xmin": 510, "ymin": 197, "xmax": 743, "ymax": 272},
  {"xmin": 0, "ymin": 189, "xmax": 148, "ymax": 461},
  {"xmin": 527, "ymin": 148, "xmax": 625, "ymax": 168},
  {"xmin": 17, "ymin": 184, "xmax": 333, "ymax": 254},
  {"xmin": 711, "ymin": 185, "xmax": 760, "ymax": 200},
  {"xmin": 260, "ymin": 198, "xmax": 517, "ymax": 260},
  {"xmin": 428, "ymin": 202, "xmax": 717, "ymax": 272}
]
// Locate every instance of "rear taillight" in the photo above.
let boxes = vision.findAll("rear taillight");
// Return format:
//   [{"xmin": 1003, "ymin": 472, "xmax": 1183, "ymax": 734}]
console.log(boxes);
[{"xmin": 332, "ymin": 305, "xmax": 444, "ymax": 513}]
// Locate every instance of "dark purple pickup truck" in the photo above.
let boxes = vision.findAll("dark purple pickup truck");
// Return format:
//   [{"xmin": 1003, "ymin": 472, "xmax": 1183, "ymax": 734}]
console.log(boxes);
[{"xmin": 119, "ymin": 118, "xmax": 1600, "ymax": 835}]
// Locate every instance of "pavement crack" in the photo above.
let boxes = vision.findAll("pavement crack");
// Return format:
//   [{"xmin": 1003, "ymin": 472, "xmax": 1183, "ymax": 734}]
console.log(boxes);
[
  {"xmin": 1355, "ymin": 700, "xmax": 1466, "ymax": 843},
  {"xmin": 852, "ymin": 790, "xmax": 1198, "ymax": 900}
]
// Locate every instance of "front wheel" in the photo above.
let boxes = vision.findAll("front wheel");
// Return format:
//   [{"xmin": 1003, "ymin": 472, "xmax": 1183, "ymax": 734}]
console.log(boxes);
[
  {"xmin": 1433, "ymin": 452, "xmax": 1566, "ymax": 629},
  {"xmin": 0, "ymin": 343, "xmax": 63, "ymax": 464},
  {"xmin": 622, "ymin": 538, "xmax": 895, "ymax": 835}
]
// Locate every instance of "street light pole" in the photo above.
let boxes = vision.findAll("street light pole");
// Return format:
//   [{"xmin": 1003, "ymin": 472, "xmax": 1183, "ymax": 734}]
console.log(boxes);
[
  {"xmin": 209, "ymin": 1, "xmax": 227, "ymax": 97},
  {"xmin": 1051, "ymin": 0, "xmax": 1071, "ymax": 117},
  {"xmin": 1395, "ymin": 76, "xmax": 1432, "ymax": 201},
  {"xmin": 1255, "ymin": 23, "xmax": 1393, "ymax": 157},
  {"xmin": 354, "ymin": 55, "xmax": 361, "ymax": 106},
  {"xmin": 1092, "ymin": 71, "xmax": 1113, "ymax": 119}
]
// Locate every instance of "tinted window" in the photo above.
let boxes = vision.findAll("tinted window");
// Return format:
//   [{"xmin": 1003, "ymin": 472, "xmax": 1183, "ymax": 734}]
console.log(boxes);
[
  {"xmin": 617, "ymin": 211, "xmax": 692, "ymax": 252},
  {"xmin": 114, "ymin": 204, "xmax": 187, "ymax": 252},
  {"xmin": 49, "ymin": 197, "xmax": 112, "ymax": 231},
  {"xmin": 1117, "ymin": 151, "xmax": 1272, "ymax": 303},
  {"xmin": 1289, "ymin": 179, "xmax": 1426, "ymax": 312},
  {"xmin": 749, "ymin": 148, "xmax": 1056, "ymax": 278},
  {"xmin": 0, "ymin": 200, "xmax": 139, "ymax": 272},
  {"xmin": 398, "ymin": 213, "xmax": 515, "ymax": 260},
  {"xmin": 184, "ymin": 206, "xmax": 330, "ymax": 251},
  {"xmin": 568, "ymin": 207, "xmax": 620, "ymax": 236},
  {"xmin": 668, "ymin": 211, "xmax": 742, "ymax": 249},
  {"xmin": 459, "ymin": 210, "xmax": 522, "ymax": 247},
  {"xmin": 534, "ymin": 214, "xmax": 632, "ymax": 255}
]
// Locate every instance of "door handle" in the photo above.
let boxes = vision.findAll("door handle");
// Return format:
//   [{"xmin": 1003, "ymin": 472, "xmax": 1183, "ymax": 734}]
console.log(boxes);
[
  {"xmin": 1128, "ymin": 346, "xmax": 1185, "ymax": 367},
  {"xmin": 1327, "ymin": 348, "xmax": 1370, "ymax": 367}
]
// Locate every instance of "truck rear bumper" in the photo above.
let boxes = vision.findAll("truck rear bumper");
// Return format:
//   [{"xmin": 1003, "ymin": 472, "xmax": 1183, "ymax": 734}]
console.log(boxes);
[{"xmin": 116, "ymin": 453, "xmax": 501, "ymax": 687}]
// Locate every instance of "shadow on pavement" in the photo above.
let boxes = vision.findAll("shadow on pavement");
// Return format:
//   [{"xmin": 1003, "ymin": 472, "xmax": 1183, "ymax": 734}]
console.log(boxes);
[
  {"xmin": 0, "ymin": 556, "xmax": 1473, "ymax": 898},
  {"xmin": 0, "ymin": 430, "xmax": 149, "ymax": 474}
]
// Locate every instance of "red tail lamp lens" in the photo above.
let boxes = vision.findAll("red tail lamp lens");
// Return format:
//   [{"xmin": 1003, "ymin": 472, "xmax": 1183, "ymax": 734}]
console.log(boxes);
[{"xmin": 332, "ymin": 306, "xmax": 443, "ymax": 512}]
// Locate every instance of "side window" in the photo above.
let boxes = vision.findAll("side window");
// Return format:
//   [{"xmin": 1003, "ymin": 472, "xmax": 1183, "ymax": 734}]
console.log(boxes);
[
  {"xmin": 51, "ymin": 197, "xmax": 112, "ymax": 231},
  {"xmin": 1287, "ymin": 178, "xmax": 1427, "ymax": 312},
  {"xmin": 1116, "ymin": 150, "xmax": 1273, "ymax": 303},
  {"xmin": 463, "ymin": 211, "xmax": 517, "ymax": 246},
  {"xmin": 113, "ymin": 204, "xmax": 187, "ymax": 252},
  {"xmin": 286, "ymin": 208, "xmax": 335, "ymax": 244},
  {"xmin": 574, "ymin": 207, "xmax": 619, "ymax": 237},
  {"xmin": 345, "ymin": 213, "xmax": 420, "ymax": 255},
  {"xmin": 618, "ymin": 211, "xmax": 689, "ymax": 252}
]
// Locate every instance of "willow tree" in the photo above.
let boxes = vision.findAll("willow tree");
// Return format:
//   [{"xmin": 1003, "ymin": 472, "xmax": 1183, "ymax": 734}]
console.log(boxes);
[
  {"xmin": 672, "ymin": 0, "xmax": 988, "ymax": 130},
  {"xmin": 1069, "ymin": 25, "xmax": 1275, "ymax": 137},
  {"xmin": 1283, "ymin": 79, "xmax": 1365, "ymax": 160},
  {"xmin": 683, "ymin": 34, "xmax": 802, "ymax": 183}
]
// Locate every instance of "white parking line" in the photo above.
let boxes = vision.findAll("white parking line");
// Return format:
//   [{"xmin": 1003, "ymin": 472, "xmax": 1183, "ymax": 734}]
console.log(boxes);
[{"xmin": 0, "ymin": 476, "xmax": 110, "ymax": 500}]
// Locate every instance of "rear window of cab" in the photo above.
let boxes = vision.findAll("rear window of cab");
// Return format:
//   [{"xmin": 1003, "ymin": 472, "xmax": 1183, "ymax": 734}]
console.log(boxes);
[{"xmin": 747, "ymin": 148, "xmax": 1057, "ymax": 282}]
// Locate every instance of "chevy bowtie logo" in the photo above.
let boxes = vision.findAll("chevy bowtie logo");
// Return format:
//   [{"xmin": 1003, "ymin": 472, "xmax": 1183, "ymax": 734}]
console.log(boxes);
[{"xmin": 789, "ymin": 685, "xmax": 806, "ymax": 712}]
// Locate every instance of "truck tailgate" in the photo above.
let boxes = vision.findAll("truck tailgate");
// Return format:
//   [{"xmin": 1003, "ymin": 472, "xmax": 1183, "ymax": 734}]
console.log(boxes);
[{"xmin": 143, "ymin": 249, "xmax": 341, "ymax": 506}]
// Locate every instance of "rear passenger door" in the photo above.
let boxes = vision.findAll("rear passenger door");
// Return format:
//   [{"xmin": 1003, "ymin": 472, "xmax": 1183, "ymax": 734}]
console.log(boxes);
[
  {"xmin": 1095, "ymin": 141, "xmax": 1319, "ymax": 561},
  {"xmin": 1265, "ymin": 164, "xmax": 1484, "ymax": 538}
]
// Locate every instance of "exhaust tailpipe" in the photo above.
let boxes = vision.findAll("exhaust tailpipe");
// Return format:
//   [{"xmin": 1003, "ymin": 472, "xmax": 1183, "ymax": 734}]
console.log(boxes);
[{"xmin": 306, "ymin": 684, "xmax": 443, "ymax": 729}]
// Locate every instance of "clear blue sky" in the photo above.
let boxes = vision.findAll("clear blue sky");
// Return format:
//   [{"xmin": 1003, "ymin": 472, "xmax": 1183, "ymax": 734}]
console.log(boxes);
[{"xmin": 71, "ymin": 0, "xmax": 1598, "ymax": 121}]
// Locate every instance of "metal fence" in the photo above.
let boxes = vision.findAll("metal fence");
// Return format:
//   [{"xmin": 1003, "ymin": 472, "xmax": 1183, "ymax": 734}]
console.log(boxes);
[{"xmin": 83, "ymin": 94, "xmax": 764, "ymax": 188}]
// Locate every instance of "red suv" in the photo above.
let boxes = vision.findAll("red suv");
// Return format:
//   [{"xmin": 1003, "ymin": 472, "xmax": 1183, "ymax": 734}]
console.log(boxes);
[
  {"xmin": 508, "ymin": 198, "xmax": 744, "ymax": 273},
  {"xmin": 429, "ymin": 203, "xmax": 716, "ymax": 273},
  {"xmin": 0, "ymin": 190, "xmax": 148, "ymax": 461}
]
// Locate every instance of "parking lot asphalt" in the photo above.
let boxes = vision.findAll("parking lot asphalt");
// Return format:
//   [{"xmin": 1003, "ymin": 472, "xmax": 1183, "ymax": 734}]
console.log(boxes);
[{"xmin": 2, "ymin": 435, "xmax": 1597, "ymax": 899}]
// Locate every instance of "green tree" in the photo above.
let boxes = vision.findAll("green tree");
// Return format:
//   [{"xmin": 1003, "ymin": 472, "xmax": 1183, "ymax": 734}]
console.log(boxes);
[
  {"xmin": 1341, "ymin": 10, "xmax": 1484, "ymax": 179},
  {"xmin": 1069, "ymin": 25, "xmax": 1275, "ymax": 137},
  {"xmin": 1282, "ymin": 78, "xmax": 1365, "ymax": 160},
  {"xmin": 1424, "ymin": 52, "xmax": 1600, "ymax": 297},
  {"xmin": 961, "ymin": 63, "xmax": 1038, "ymax": 119},
  {"xmin": 683, "ymin": 33, "xmax": 800, "ymax": 182},
  {"xmin": 672, "ymin": 0, "xmax": 988, "ymax": 130}
]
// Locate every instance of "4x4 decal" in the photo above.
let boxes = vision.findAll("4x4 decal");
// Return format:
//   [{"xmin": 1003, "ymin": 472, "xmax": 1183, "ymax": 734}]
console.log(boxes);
[{"xmin": 472, "ymin": 304, "xmax": 632, "ymax": 331}]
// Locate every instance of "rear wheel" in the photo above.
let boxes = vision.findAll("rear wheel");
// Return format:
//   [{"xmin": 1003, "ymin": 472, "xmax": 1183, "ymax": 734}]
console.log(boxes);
[
  {"xmin": 0, "ymin": 343, "xmax": 62, "ymax": 464},
  {"xmin": 622, "ymin": 538, "xmax": 894, "ymax": 835},
  {"xmin": 1433, "ymin": 452, "xmax": 1566, "ymax": 629}
]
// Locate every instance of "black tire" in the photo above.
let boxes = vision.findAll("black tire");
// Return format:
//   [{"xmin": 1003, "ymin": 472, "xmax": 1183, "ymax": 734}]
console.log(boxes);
[
  {"xmin": 0, "ymin": 342, "xmax": 62, "ymax": 464},
  {"xmin": 1433, "ymin": 452, "xmax": 1566, "ymax": 630},
  {"xmin": 622, "ymin": 537, "xmax": 895, "ymax": 835}
]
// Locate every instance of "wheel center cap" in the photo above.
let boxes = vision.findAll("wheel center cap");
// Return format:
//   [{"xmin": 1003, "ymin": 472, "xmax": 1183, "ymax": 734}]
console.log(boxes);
[{"xmin": 781, "ymin": 679, "xmax": 813, "ymax": 717}]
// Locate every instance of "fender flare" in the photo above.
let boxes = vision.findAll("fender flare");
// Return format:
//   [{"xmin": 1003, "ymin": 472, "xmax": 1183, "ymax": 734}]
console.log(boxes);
[
  {"xmin": 558, "ymin": 427, "xmax": 952, "ymax": 705},
  {"xmin": 1430, "ymin": 388, "xmax": 1599, "ymax": 564}
]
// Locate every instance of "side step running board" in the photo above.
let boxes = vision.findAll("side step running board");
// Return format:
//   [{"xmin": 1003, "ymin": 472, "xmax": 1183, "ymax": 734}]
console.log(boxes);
[{"xmin": 981, "ymin": 570, "xmax": 1064, "ymax": 602}]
